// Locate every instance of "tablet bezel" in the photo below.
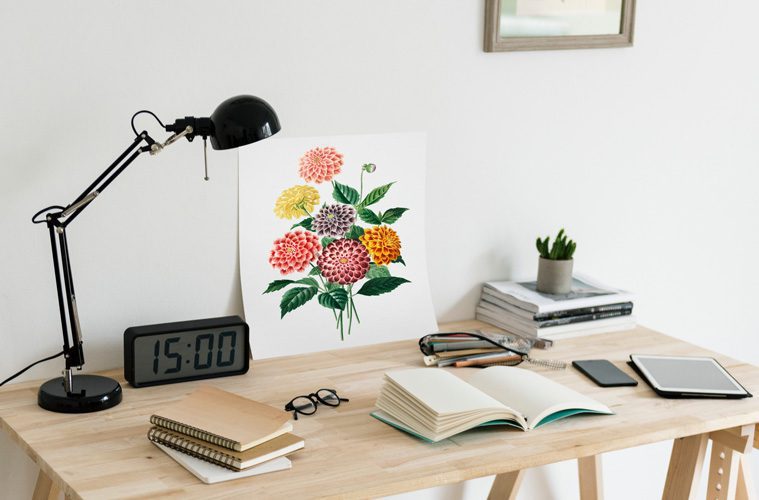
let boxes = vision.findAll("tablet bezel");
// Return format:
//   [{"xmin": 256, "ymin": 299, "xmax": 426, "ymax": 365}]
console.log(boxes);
[{"xmin": 629, "ymin": 354, "xmax": 749, "ymax": 396}]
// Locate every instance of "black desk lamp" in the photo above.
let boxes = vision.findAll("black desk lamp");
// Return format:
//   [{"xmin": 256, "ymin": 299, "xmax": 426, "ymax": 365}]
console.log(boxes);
[{"xmin": 30, "ymin": 95, "xmax": 280, "ymax": 413}]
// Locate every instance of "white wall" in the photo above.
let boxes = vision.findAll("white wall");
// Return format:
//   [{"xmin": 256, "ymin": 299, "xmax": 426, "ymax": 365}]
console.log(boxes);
[{"xmin": 1, "ymin": 1, "xmax": 758, "ymax": 499}]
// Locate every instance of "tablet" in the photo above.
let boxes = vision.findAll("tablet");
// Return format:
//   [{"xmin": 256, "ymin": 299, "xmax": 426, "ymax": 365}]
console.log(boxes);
[{"xmin": 629, "ymin": 354, "xmax": 751, "ymax": 398}]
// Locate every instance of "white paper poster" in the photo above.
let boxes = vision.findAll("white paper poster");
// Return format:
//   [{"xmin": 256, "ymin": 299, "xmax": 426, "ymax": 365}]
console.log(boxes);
[{"xmin": 239, "ymin": 133, "xmax": 436, "ymax": 358}]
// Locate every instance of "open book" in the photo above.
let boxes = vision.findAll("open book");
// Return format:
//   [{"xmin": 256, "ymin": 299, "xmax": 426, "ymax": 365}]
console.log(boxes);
[{"xmin": 372, "ymin": 367, "xmax": 612, "ymax": 442}]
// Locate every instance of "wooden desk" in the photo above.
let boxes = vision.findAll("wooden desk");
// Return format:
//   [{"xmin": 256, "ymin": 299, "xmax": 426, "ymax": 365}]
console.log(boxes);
[{"xmin": 2, "ymin": 321, "xmax": 759, "ymax": 500}]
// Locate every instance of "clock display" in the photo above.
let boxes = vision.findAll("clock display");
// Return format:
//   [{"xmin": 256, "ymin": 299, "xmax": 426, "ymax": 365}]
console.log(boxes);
[{"xmin": 124, "ymin": 316, "xmax": 249, "ymax": 387}]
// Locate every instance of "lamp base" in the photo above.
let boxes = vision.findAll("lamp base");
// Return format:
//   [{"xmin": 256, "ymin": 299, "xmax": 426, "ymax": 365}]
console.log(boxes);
[{"xmin": 38, "ymin": 374, "xmax": 122, "ymax": 413}]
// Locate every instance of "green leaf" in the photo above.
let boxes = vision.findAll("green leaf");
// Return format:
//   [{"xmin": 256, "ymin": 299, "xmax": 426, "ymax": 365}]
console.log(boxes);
[
  {"xmin": 290, "ymin": 217, "xmax": 313, "ymax": 231},
  {"xmin": 326, "ymin": 281, "xmax": 341, "ymax": 291},
  {"xmin": 296, "ymin": 277, "xmax": 319, "ymax": 288},
  {"xmin": 308, "ymin": 266, "xmax": 322, "ymax": 276},
  {"xmin": 321, "ymin": 237, "xmax": 335, "ymax": 248},
  {"xmin": 280, "ymin": 287, "xmax": 317, "ymax": 318},
  {"xmin": 264, "ymin": 279, "xmax": 295, "ymax": 293},
  {"xmin": 380, "ymin": 207, "xmax": 408, "ymax": 224},
  {"xmin": 318, "ymin": 288, "xmax": 349, "ymax": 310},
  {"xmin": 345, "ymin": 225, "xmax": 365, "ymax": 240},
  {"xmin": 392, "ymin": 255, "xmax": 406, "ymax": 266},
  {"xmin": 332, "ymin": 181, "xmax": 360, "ymax": 205},
  {"xmin": 366, "ymin": 264, "xmax": 391, "ymax": 279},
  {"xmin": 357, "ymin": 208, "xmax": 382, "ymax": 225},
  {"xmin": 358, "ymin": 182, "xmax": 394, "ymax": 208},
  {"xmin": 355, "ymin": 277, "xmax": 410, "ymax": 296}
]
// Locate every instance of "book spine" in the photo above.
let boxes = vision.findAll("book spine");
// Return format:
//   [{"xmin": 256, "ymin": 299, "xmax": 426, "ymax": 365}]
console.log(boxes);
[
  {"xmin": 149, "ymin": 415, "xmax": 238, "ymax": 451},
  {"xmin": 147, "ymin": 427, "xmax": 240, "ymax": 471},
  {"xmin": 533, "ymin": 302, "xmax": 633, "ymax": 321},
  {"xmin": 536, "ymin": 309, "xmax": 632, "ymax": 328}
]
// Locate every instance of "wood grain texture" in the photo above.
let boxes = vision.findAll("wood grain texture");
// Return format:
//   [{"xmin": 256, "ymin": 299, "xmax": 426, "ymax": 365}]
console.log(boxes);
[
  {"xmin": 488, "ymin": 469, "xmax": 523, "ymax": 500},
  {"xmin": 578, "ymin": 455, "xmax": 603, "ymax": 500},
  {"xmin": 707, "ymin": 442, "xmax": 739, "ymax": 500},
  {"xmin": 736, "ymin": 455, "xmax": 757, "ymax": 500},
  {"xmin": 711, "ymin": 426, "xmax": 755, "ymax": 454},
  {"xmin": 662, "ymin": 434, "xmax": 709, "ymax": 500},
  {"xmin": 3, "ymin": 322, "xmax": 759, "ymax": 499}
]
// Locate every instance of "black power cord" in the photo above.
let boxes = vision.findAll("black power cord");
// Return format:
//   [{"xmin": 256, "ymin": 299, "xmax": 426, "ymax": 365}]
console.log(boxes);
[{"xmin": 0, "ymin": 351, "xmax": 64, "ymax": 387}]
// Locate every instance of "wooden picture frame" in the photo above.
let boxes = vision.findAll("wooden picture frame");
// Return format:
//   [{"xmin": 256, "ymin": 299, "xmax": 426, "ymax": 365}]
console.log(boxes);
[{"xmin": 484, "ymin": 0, "xmax": 636, "ymax": 52}]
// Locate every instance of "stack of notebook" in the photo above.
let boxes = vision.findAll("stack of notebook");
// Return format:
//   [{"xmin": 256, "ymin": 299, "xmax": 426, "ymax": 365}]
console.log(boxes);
[
  {"xmin": 476, "ymin": 275, "xmax": 635, "ymax": 340},
  {"xmin": 148, "ymin": 385, "xmax": 303, "ymax": 484}
]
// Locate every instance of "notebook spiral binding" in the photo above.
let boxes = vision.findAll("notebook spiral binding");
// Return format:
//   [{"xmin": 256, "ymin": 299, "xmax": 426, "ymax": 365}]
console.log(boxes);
[
  {"xmin": 524, "ymin": 356, "xmax": 567, "ymax": 370},
  {"xmin": 148, "ymin": 427, "xmax": 239, "ymax": 471},
  {"xmin": 149, "ymin": 415, "xmax": 237, "ymax": 450}
]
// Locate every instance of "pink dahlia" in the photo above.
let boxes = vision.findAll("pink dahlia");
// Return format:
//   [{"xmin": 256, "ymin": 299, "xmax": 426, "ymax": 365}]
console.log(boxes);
[
  {"xmin": 269, "ymin": 231, "xmax": 322, "ymax": 275},
  {"xmin": 298, "ymin": 146, "xmax": 344, "ymax": 184},
  {"xmin": 317, "ymin": 239, "xmax": 371, "ymax": 285}
]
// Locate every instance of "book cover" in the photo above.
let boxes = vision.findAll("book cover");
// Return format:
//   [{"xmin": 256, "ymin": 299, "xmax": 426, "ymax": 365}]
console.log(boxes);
[
  {"xmin": 150, "ymin": 385, "xmax": 291, "ymax": 452},
  {"xmin": 152, "ymin": 442, "xmax": 291, "ymax": 484},
  {"xmin": 484, "ymin": 275, "xmax": 634, "ymax": 314}
]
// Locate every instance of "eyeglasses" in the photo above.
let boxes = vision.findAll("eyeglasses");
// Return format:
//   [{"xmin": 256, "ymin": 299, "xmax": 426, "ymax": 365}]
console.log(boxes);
[{"xmin": 284, "ymin": 389, "xmax": 349, "ymax": 420}]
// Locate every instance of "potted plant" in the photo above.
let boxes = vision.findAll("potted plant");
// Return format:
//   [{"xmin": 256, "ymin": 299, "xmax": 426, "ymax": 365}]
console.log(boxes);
[{"xmin": 535, "ymin": 228, "xmax": 576, "ymax": 294}]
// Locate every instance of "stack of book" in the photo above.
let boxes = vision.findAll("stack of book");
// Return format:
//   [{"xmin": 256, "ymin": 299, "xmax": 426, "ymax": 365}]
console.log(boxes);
[
  {"xmin": 148, "ymin": 385, "xmax": 303, "ymax": 484},
  {"xmin": 476, "ymin": 275, "xmax": 635, "ymax": 340}
]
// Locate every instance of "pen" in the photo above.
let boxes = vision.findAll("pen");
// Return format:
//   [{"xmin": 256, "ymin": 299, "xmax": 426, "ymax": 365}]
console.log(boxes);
[{"xmin": 454, "ymin": 353, "xmax": 523, "ymax": 368}]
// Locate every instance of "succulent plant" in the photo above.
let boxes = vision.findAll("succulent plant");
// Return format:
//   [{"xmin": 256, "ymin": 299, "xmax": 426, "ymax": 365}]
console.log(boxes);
[{"xmin": 536, "ymin": 228, "xmax": 576, "ymax": 261}]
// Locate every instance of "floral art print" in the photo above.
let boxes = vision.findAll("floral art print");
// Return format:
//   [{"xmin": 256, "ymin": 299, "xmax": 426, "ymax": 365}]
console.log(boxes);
[{"xmin": 265, "ymin": 146, "xmax": 410, "ymax": 339}]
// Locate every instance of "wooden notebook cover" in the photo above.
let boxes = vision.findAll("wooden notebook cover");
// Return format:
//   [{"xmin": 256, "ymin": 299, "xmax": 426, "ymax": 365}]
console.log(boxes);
[{"xmin": 152, "ymin": 385, "xmax": 290, "ymax": 451}]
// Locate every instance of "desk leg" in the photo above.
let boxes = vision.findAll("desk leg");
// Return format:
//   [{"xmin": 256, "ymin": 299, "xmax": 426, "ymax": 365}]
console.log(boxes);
[
  {"xmin": 736, "ymin": 455, "xmax": 756, "ymax": 500},
  {"xmin": 578, "ymin": 455, "xmax": 603, "ymax": 500},
  {"xmin": 488, "ymin": 469, "xmax": 524, "ymax": 500},
  {"xmin": 32, "ymin": 469, "xmax": 60, "ymax": 500},
  {"xmin": 662, "ymin": 433, "xmax": 709, "ymax": 500}
]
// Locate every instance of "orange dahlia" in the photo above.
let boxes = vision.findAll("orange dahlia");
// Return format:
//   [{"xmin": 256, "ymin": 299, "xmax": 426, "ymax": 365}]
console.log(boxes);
[
  {"xmin": 360, "ymin": 226, "xmax": 401, "ymax": 266},
  {"xmin": 269, "ymin": 231, "xmax": 321, "ymax": 275},
  {"xmin": 298, "ymin": 146, "xmax": 343, "ymax": 183}
]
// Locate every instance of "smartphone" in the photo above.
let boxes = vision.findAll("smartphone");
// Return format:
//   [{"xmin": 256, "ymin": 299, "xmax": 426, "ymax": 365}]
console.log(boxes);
[{"xmin": 573, "ymin": 359, "xmax": 638, "ymax": 387}]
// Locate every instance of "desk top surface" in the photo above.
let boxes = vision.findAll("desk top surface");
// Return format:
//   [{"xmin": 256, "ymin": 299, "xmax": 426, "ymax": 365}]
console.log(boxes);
[{"xmin": 3, "ymin": 321, "xmax": 759, "ymax": 499}]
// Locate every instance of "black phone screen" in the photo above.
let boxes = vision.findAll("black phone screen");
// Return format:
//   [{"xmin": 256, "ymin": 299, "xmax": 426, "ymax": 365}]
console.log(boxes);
[{"xmin": 573, "ymin": 359, "xmax": 638, "ymax": 387}]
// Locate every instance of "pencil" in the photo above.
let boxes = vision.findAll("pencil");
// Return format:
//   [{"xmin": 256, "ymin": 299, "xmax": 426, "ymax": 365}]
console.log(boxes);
[{"xmin": 454, "ymin": 353, "xmax": 522, "ymax": 368}]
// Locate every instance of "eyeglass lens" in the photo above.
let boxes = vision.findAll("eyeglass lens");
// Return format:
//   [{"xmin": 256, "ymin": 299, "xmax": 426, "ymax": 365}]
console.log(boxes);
[
  {"xmin": 316, "ymin": 389, "xmax": 341, "ymax": 406},
  {"xmin": 290, "ymin": 396, "xmax": 317, "ymax": 414}
]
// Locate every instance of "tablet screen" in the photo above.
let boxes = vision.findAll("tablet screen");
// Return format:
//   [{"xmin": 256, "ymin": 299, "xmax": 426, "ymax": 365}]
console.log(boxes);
[{"xmin": 630, "ymin": 355, "xmax": 748, "ymax": 395}]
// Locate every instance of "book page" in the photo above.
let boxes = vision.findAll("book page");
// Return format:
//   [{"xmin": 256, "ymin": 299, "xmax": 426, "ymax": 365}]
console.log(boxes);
[
  {"xmin": 467, "ymin": 366, "xmax": 611, "ymax": 429},
  {"xmin": 385, "ymin": 368, "xmax": 508, "ymax": 416}
]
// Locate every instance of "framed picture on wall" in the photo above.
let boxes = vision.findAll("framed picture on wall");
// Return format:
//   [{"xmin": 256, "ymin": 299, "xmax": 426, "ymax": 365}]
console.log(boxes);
[{"xmin": 484, "ymin": 0, "xmax": 636, "ymax": 52}]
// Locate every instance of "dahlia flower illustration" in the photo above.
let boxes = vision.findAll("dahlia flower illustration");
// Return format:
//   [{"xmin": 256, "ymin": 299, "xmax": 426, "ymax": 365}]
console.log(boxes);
[
  {"xmin": 268, "ymin": 230, "xmax": 321, "ymax": 275},
  {"xmin": 298, "ymin": 147, "xmax": 344, "ymax": 183},
  {"xmin": 274, "ymin": 185, "xmax": 320, "ymax": 219},
  {"xmin": 312, "ymin": 204, "xmax": 357, "ymax": 238},
  {"xmin": 264, "ymin": 155, "xmax": 410, "ymax": 341},
  {"xmin": 360, "ymin": 226, "xmax": 401, "ymax": 266},
  {"xmin": 318, "ymin": 239, "xmax": 371, "ymax": 285}
]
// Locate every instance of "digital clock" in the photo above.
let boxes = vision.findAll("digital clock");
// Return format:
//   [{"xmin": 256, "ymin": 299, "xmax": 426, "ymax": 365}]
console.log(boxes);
[{"xmin": 124, "ymin": 316, "xmax": 249, "ymax": 387}]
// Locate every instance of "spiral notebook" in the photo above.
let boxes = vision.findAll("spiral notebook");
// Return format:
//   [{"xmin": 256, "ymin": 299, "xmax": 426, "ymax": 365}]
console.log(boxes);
[
  {"xmin": 150, "ymin": 385, "xmax": 292, "ymax": 452},
  {"xmin": 153, "ymin": 442, "xmax": 292, "ymax": 484},
  {"xmin": 148, "ymin": 426, "xmax": 304, "ymax": 471}
]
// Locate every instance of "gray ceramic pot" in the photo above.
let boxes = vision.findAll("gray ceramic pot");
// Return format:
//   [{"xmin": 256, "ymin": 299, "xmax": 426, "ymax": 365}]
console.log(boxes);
[{"xmin": 536, "ymin": 257, "xmax": 573, "ymax": 294}]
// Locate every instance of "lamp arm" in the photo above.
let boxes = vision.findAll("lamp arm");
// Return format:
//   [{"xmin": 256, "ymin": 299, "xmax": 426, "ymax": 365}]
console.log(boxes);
[{"xmin": 33, "ymin": 131, "xmax": 157, "ymax": 382}]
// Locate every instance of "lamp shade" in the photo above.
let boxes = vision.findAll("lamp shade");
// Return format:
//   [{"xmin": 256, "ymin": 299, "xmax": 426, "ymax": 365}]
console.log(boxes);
[{"xmin": 209, "ymin": 95, "xmax": 280, "ymax": 150}]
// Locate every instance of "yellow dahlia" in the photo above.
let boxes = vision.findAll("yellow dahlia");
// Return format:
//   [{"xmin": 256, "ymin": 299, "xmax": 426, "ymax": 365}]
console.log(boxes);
[
  {"xmin": 274, "ymin": 185, "xmax": 320, "ymax": 219},
  {"xmin": 360, "ymin": 226, "xmax": 401, "ymax": 266}
]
